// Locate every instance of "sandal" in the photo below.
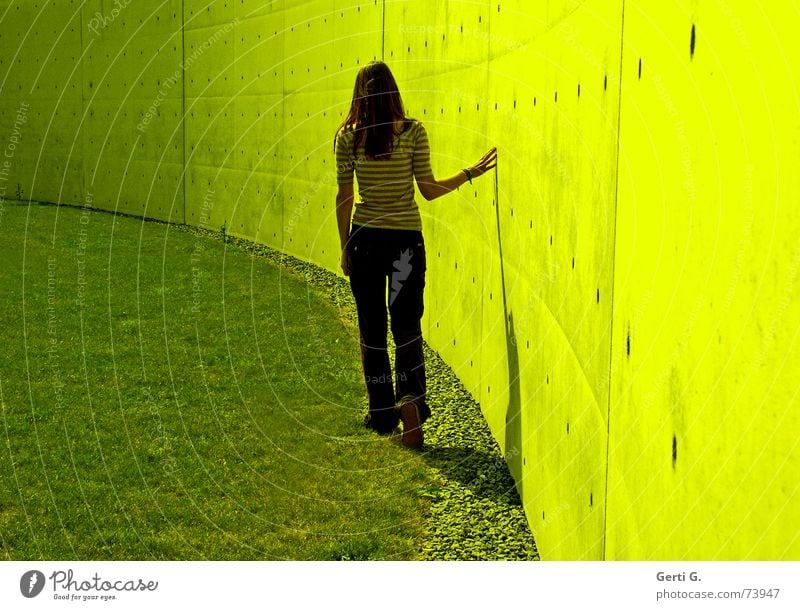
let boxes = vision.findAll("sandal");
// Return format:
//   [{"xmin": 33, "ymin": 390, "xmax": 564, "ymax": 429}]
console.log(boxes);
[{"xmin": 395, "ymin": 394, "xmax": 423, "ymax": 448}]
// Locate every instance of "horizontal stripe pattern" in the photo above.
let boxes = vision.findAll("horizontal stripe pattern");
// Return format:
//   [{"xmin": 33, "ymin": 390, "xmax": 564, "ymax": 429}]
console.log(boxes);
[{"xmin": 336, "ymin": 119, "xmax": 434, "ymax": 231}]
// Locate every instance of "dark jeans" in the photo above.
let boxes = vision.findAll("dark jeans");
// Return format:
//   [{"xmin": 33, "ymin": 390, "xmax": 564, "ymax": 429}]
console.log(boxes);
[{"xmin": 346, "ymin": 223, "xmax": 431, "ymax": 432}]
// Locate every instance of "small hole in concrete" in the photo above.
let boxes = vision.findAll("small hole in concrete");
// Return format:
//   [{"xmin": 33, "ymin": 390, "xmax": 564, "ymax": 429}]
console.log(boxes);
[{"xmin": 672, "ymin": 435, "xmax": 678, "ymax": 467}]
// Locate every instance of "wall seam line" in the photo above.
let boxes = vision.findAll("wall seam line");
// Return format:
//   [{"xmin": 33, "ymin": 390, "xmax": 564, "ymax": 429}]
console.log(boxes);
[
  {"xmin": 181, "ymin": 0, "xmax": 186, "ymax": 225},
  {"xmin": 381, "ymin": 0, "xmax": 386, "ymax": 61},
  {"xmin": 603, "ymin": 0, "xmax": 627, "ymax": 562},
  {"xmin": 79, "ymin": 1, "xmax": 86, "ymax": 207}
]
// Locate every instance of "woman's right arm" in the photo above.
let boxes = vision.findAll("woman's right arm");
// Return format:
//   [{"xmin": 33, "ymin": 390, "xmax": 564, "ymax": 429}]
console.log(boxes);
[
  {"xmin": 412, "ymin": 122, "xmax": 497, "ymax": 201},
  {"xmin": 417, "ymin": 147, "xmax": 498, "ymax": 201}
]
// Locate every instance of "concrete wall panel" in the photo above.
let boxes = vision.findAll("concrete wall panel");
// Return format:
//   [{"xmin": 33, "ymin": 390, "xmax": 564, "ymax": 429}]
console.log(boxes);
[{"xmin": 608, "ymin": 0, "xmax": 800, "ymax": 560}]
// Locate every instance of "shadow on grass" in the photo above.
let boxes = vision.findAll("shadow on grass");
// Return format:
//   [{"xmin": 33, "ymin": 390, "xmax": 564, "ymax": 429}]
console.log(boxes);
[{"xmin": 419, "ymin": 445, "xmax": 523, "ymax": 507}]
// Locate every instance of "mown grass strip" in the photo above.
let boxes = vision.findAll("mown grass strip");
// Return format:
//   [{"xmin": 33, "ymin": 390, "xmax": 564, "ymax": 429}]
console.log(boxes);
[{"xmin": 0, "ymin": 202, "xmax": 434, "ymax": 560}]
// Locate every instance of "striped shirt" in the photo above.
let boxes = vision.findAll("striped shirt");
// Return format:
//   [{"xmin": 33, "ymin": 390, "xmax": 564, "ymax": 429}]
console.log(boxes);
[{"xmin": 335, "ymin": 119, "xmax": 434, "ymax": 231}]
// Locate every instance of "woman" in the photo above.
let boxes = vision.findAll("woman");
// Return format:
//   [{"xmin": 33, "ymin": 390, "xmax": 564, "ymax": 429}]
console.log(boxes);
[{"xmin": 334, "ymin": 61, "xmax": 496, "ymax": 448}]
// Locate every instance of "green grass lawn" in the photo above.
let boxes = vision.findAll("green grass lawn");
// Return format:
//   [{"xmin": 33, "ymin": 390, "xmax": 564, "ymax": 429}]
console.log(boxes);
[{"xmin": 0, "ymin": 201, "xmax": 436, "ymax": 560}]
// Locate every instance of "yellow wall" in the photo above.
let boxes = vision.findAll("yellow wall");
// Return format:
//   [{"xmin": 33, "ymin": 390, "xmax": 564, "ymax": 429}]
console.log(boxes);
[
  {"xmin": 1, "ymin": 0, "xmax": 797, "ymax": 559},
  {"xmin": 607, "ymin": 0, "xmax": 800, "ymax": 560}
]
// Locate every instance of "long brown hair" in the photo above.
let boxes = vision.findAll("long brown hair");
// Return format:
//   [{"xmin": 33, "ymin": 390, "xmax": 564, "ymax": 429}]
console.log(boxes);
[{"xmin": 335, "ymin": 61, "xmax": 410, "ymax": 159}]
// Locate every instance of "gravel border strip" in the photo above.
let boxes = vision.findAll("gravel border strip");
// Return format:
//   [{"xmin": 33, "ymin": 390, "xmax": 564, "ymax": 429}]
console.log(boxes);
[{"xmin": 173, "ymin": 224, "xmax": 540, "ymax": 560}]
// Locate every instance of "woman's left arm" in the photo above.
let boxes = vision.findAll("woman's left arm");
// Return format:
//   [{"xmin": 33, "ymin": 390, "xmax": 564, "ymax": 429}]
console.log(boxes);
[{"xmin": 336, "ymin": 182, "xmax": 355, "ymax": 274}]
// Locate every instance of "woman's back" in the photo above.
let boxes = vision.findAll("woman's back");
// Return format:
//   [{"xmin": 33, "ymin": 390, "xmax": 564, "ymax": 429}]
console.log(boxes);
[{"xmin": 336, "ymin": 118, "xmax": 434, "ymax": 231}]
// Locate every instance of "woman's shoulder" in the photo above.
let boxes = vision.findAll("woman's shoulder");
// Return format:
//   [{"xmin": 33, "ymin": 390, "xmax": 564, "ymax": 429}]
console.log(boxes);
[
  {"xmin": 336, "ymin": 123, "xmax": 356, "ymax": 139},
  {"xmin": 401, "ymin": 117, "xmax": 426, "ymax": 135},
  {"xmin": 335, "ymin": 124, "xmax": 355, "ymax": 152}
]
